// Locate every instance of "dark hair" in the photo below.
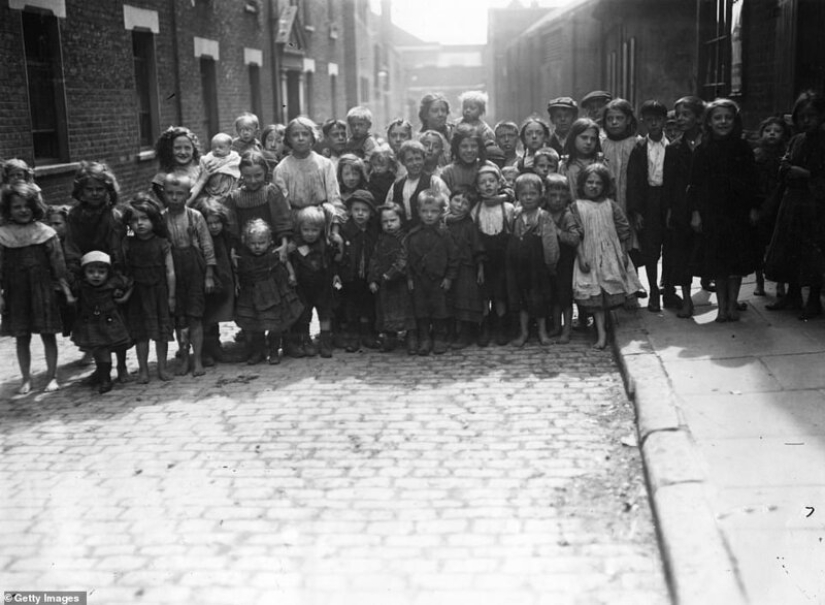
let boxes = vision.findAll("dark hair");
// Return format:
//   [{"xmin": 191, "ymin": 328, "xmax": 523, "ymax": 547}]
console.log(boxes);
[
  {"xmin": 386, "ymin": 118, "xmax": 413, "ymax": 138},
  {"xmin": 418, "ymin": 93, "xmax": 451, "ymax": 132},
  {"xmin": 45, "ymin": 204, "xmax": 70, "ymax": 222},
  {"xmin": 0, "ymin": 181, "xmax": 46, "ymax": 222},
  {"xmin": 674, "ymin": 96, "xmax": 706, "ymax": 119},
  {"xmin": 791, "ymin": 90, "xmax": 825, "ymax": 127},
  {"xmin": 563, "ymin": 118, "xmax": 602, "ymax": 160},
  {"xmin": 71, "ymin": 161, "xmax": 120, "ymax": 206},
  {"xmin": 576, "ymin": 162, "xmax": 614, "ymax": 199},
  {"xmin": 519, "ymin": 116, "xmax": 551, "ymax": 147},
  {"xmin": 450, "ymin": 124, "xmax": 487, "ymax": 165},
  {"xmin": 322, "ymin": 118, "xmax": 347, "ymax": 137},
  {"xmin": 703, "ymin": 98, "xmax": 743, "ymax": 139},
  {"xmin": 377, "ymin": 202, "xmax": 405, "ymax": 223},
  {"xmin": 123, "ymin": 191, "xmax": 168, "ymax": 238},
  {"xmin": 758, "ymin": 116, "xmax": 791, "ymax": 140},
  {"xmin": 261, "ymin": 123, "xmax": 285, "ymax": 146},
  {"xmin": 602, "ymin": 98, "xmax": 638, "ymax": 138},
  {"xmin": 398, "ymin": 139, "xmax": 426, "ymax": 165},
  {"xmin": 154, "ymin": 126, "xmax": 201, "ymax": 173},
  {"xmin": 639, "ymin": 100, "xmax": 668, "ymax": 119},
  {"xmin": 450, "ymin": 185, "xmax": 478, "ymax": 206},
  {"xmin": 337, "ymin": 153, "xmax": 368, "ymax": 192},
  {"xmin": 198, "ymin": 197, "xmax": 231, "ymax": 230},
  {"xmin": 239, "ymin": 150, "xmax": 270, "ymax": 179}
]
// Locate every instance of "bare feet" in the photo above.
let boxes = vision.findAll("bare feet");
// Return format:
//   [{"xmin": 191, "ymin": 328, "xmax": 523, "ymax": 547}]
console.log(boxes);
[
  {"xmin": 511, "ymin": 333, "xmax": 528, "ymax": 348},
  {"xmin": 137, "ymin": 371, "xmax": 150, "ymax": 384},
  {"xmin": 714, "ymin": 313, "xmax": 729, "ymax": 323},
  {"xmin": 175, "ymin": 354, "xmax": 190, "ymax": 376},
  {"xmin": 558, "ymin": 333, "xmax": 571, "ymax": 345},
  {"xmin": 18, "ymin": 380, "xmax": 32, "ymax": 395},
  {"xmin": 592, "ymin": 339, "xmax": 607, "ymax": 350},
  {"xmin": 117, "ymin": 367, "xmax": 133, "ymax": 383},
  {"xmin": 191, "ymin": 359, "xmax": 206, "ymax": 377},
  {"xmin": 158, "ymin": 368, "xmax": 174, "ymax": 381},
  {"xmin": 538, "ymin": 332, "xmax": 553, "ymax": 346},
  {"xmin": 546, "ymin": 327, "xmax": 562, "ymax": 338},
  {"xmin": 44, "ymin": 379, "xmax": 60, "ymax": 392}
]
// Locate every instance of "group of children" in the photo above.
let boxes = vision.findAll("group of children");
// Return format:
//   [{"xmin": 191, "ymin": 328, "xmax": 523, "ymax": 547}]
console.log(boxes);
[{"xmin": 2, "ymin": 87, "xmax": 824, "ymax": 394}]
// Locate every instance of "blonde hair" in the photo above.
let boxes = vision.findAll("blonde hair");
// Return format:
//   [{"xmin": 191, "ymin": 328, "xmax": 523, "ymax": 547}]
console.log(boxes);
[{"xmin": 458, "ymin": 90, "xmax": 488, "ymax": 115}]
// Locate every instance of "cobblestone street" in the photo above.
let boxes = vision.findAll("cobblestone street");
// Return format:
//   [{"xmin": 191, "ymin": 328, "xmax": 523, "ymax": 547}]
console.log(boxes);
[{"xmin": 0, "ymin": 331, "xmax": 668, "ymax": 605}]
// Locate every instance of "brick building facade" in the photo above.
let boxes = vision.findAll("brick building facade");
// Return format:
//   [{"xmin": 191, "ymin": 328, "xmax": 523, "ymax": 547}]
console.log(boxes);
[{"xmin": 0, "ymin": 0, "xmax": 404, "ymax": 204}]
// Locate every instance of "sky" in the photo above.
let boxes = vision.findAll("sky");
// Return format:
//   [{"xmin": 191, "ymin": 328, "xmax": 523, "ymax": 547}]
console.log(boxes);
[{"xmin": 388, "ymin": 0, "xmax": 569, "ymax": 45}]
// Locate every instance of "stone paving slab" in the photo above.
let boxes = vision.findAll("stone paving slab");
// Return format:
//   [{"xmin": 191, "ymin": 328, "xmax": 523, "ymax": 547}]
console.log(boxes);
[{"xmin": 0, "ymin": 329, "xmax": 667, "ymax": 605}]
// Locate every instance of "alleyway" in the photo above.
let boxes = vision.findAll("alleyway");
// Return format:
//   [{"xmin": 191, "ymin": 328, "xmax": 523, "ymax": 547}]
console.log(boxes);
[{"xmin": 0, "ymin": 332, "xmax": 667, "ymax": 605}]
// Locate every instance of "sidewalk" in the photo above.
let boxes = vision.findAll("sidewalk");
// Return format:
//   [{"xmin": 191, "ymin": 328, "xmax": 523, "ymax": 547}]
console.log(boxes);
[{"xmin": 615, "ymin": 277, "xmax": 825, "ymax": 605}]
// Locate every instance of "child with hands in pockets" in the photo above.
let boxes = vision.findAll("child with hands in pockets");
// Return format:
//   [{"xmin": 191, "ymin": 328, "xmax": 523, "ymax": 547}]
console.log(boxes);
[{"xmin": 0, "ymin": 182, "xmax": 74, "ymax": 394}]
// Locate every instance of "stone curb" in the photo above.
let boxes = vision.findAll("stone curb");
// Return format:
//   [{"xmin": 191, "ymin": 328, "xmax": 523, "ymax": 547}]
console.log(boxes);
[{"xmin": 611, "ymin": 309, "xmax": 749, "ymax": 605}]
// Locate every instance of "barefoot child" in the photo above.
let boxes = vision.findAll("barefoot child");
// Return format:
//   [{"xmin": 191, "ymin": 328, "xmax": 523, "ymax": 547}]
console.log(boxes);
[
  {"xmin": 162, "ymin": 174, "xmax": 216, "ymax": 376},
  {"xmin": 122, "ymin": 194, "xmax": 175, "ymax": 383},
  {"xmin": 572, "ymin": 163, "xmax": 643, "ymax": 349},
  {"xmin": 545, "ymin": 174, "xmax": 582, "ymax": 343},
  {"xmin": 506, "ymin": 173, "xmax": 560, "ymax": 347},
  {"xmin": 0, "ymin": 182, "xmax": 73, "ymax": 393},
  {"xmin": 199, "ymin": 200, "xmax": 236, "ymax": 365},
  {"xmin": 71, "ymin": 251, "xmax": 133, "ymax": 393}
]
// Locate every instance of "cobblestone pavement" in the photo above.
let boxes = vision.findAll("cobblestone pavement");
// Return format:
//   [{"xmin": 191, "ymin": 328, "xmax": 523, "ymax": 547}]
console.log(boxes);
[{"xmin": 0, "ymin": 329, "xmax": 668, "ymax": 605}]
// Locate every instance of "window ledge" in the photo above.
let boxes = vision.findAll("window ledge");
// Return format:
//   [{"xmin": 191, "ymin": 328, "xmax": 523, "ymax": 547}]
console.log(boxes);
[
  {"xmin": 138, "ymin": 149, "xmax": 156, "ymax": 162},
  {"xmin": 34, "ymin": 161, "xmax": 81, "ymax": 178}
]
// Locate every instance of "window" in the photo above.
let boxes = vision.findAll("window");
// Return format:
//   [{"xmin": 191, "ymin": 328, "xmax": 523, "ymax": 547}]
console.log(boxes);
[
  {"xmin": 22, "ymin": 11, "xmax": 68, "ymax": 163},
  {"xmin": 200, "ymin": 57, "xmax": 219, "ymax": 140},
  {"xmin": 132, "ymin": 30, "xmax": 160, "ymax": 150},
  {"xmin": 249, "ymin": 64, "xmax": 262, "ymax": 120},
  {"xmin": 698, "ymin": 0, "xmax": 741, "ymax": 98}
]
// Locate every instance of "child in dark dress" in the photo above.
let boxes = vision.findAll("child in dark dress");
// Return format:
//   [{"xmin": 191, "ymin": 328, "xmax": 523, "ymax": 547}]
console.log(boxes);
[
  {"xmin": 368, "ymin": 203, "xmax": 415, "ymax": 353},
  {"xmin": 235, "ymin": 219, "xmax": 303, "ymax": 365},
  {"xmin": 445, "ymin": 186, "xmax": 485, "ymax": 349},
  {"xmin": 507, "ymin": 173, "xmax": 560, "ymax": 347},
  {"xmin": 0, "ymin": 183, "xmax": 73, "ymax": 394},
  {"xmin": 289, "ymin": 206, "xmax": 337, "ymax": 359},
  {"xmin": 406, "ymin": 189, "xmax": 459, "ymax": 355},
  {"xmin": 335, "ymin": 189, "xmax": 380, "ymax": 352},
  {"xmin": 122, "ymin": 194, "xmax": 175, "ymax": 383},
  {"xmin": 72, "ymin": 251, "xmax": 132, "ymax": 394},
  {"xmin": 545, "ymin": 174, "xmax": 582, "ymax": 343},
  {"xmin": 198, "ymin": 200, "xmax": 236, "ymax": 365}
]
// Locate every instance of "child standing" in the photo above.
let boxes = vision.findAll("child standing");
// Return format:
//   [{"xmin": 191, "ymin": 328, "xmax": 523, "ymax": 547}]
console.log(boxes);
[
  {"xmin": 530, "ymin": 147, "xmax": 560, "ymax": 180},
  {"xmin": 627, "ymin": 100, "xmax": 670, "ymax": 312},
  {"xmin": 289, "ymin": 206, "xmax": 337, "ymax": 358},
  {"xmin": 471, "ymin": 164, "xmax": 515, "ymax": 345},
  {"xmin": 320, "ymin": 119, "xmax": 348, "ymax": 168},
  {"xmin": 198, "ymin": 200, "xmax": 236, "ymax": 365},
  {"xmin": 367, "ymin": 143, "xmax": 397, "ymax": 207},
  {"xmin": 71, "ymin": 251, "xmax": 132, "ymax": 394},
  {"xmin": 187, "ymin": 133, "xmax": 241, "ymax": 207},
  {"xmin": 420, "ymin": 129, "xmax": 450, "ymax": 174},
  {"xmin": 601, "ymin": 99, "xmax": 643, "ymax": 266},
  {"xmin": 162, "ymin": 174, "xmax": 217, "ymax": 376},
  {"xmin": 457, "ymin": 90, "xmax": 496, "ymax": 147},
  {"xmin": 688, "ymin": 99, "xmax": 760, "ymax": 323},
  {"xmin": 441, "ymin": 124, "xmax": 497, "ymax": 193},
  {"xmin": 235, "ymin": 219, "xmax": 303, "ymax": 364},
  {"xmin": 494, "ymin": 121, "xmax": 521, "ymax": 168},
  {"xmin": 337, "ymin": 153, "xmax": 369, "ymax": 205},
  {"xmin": 406, "ymin": 189, "xmax": 458, "ymax": 355},
  {"xmin": 231, "ymin": 112, "xmax": 263, "ymax": 155},
  {"xmin": 764, "ymin": 92, "xmax": 825, "ymax": 317},
  {"xmin": 385, "ymin": 140, "xmax": 450, "ymax": 226},
  {"xmin": 368, "ymin": 203, "xmax": 415, "ymax": 353},
  {"xmin": 335, "ymin": 190, "xmax": 380, "ymax": 352},
  {"xmin": 572, "ymin": 164, "xmax": 644, "ymax": 349},
  {"xmin": 261, "ymin": 123, "xmax": 286, "ymax": 173},
  {"xmin": 753, "ymin": 116, "xmax": 791, "ymax": 297},
  {"xmin": 559, "ymin": 118, "xmax": 603, "ymax": 200},
  {"xmin": 507, "ymin": 173, "xmax": 560, "ymax": 347},
  {"xmin": 345, "ymin": 106, "xmax": 378, "ymax": 162},
  {"xmin": 0, "ymin": 182, "xmax": 73, "ymax": 394},
  {"xmin": 547, "ymin": 97, "xmax": 579, "ymax": 155},
  {"xmin": 662, "ymin": 96, "xmax": 706, "ymax": 317},
  {"xmin": 45, "ymin": 205, "xmax": 76, "ymax": 342},
  {"xmin": 545, "ymin": 174, "xmax": 582, "ymax": 343},
  {"xmin": 386, "ymin": 119, "xmax": 413, "ymax": 157},
  {"xmin": 151, "ymin": 126, "xmax": 202, "ymax": 203},
  {"xmin": 226, "ymin": 151, "xmax": 293, "ymax": 251},
  {"xmin": 518, "ymin": 117, "xmax": 551, "ymax": 173},
  {"xmin": 273, "ymin": 117, "xmax": 347, "ymax": 247},
  {"xmin": 122, "ymin": 194, "xmax": 175, "ymax": 383},
  {"xmin": 3, "ymin": 158, "xmax": 37, "ymax": 186},
  {"xmin": 445, "ymin": 187, "xmax": 485, "ymax": 349}
]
